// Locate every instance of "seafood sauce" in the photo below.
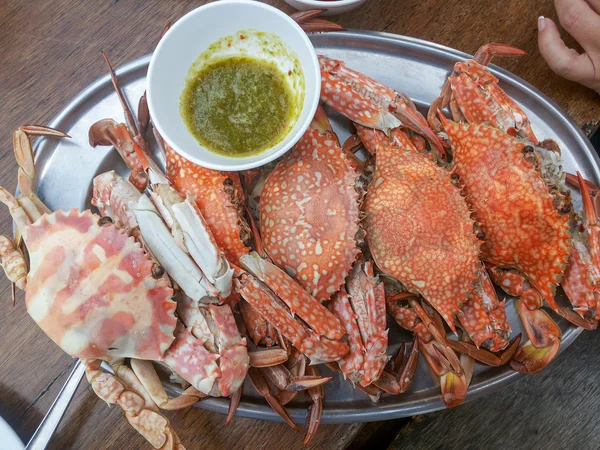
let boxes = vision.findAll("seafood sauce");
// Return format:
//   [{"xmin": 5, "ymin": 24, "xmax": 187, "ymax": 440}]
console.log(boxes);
[{"xmin": 181, "ymin": 56, "xmax": 296, "ymax": 157}]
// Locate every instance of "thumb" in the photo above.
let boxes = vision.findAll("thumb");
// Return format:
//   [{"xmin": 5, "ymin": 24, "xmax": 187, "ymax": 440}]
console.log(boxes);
[{"xmin": 537, "ymin": 16, "xmax": 596, "ymax": 85}]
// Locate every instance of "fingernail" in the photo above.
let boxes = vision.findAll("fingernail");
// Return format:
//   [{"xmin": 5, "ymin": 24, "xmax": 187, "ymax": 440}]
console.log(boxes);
[{"xmin": 538, "ymin": 16, "xmax": 546, "ymax": 31}]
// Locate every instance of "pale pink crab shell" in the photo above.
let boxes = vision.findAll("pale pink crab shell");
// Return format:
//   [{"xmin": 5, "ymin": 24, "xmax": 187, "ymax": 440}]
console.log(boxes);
[{"xmin": 23, "ymin": 209, "xmax": 177, "ymax": 361}]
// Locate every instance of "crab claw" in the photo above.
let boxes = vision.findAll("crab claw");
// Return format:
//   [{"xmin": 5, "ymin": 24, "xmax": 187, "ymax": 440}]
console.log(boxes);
[
  {"xmin": 237, "ymin": 253, "xmax": 349, "ymax": 364},
  {"xmin": 440, "ymin": 370, "xmax": 468, "ymax": 409},
  {"xmin": 511, "ymin": 301, "xmax": 561, "ymax": 373},
  {"xmin": 318, "ymin": 55, "xmax": 447, "ymax": 160},
  {"xmin": 88, "ymin": 119, "xmax": 148, "ymax": 191},
  {"xmin": 14, "ymin": 125, "xmax": 69, "ymax": 198},
  {"xmin": 472, "ymin": 43, "xmax": 528, "ymax": 65}
]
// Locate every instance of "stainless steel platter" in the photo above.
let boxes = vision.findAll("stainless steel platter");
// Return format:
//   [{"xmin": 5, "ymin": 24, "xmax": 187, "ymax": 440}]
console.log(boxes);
[{"xmin": 32, "ymin": 30, "xmax": 599, "ymax": 424}]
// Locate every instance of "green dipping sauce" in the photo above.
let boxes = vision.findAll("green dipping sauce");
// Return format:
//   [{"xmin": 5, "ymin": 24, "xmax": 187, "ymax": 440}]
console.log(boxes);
[{"xmin": 181, "ymin": 56, "xmax": 295, "ymax": 157}]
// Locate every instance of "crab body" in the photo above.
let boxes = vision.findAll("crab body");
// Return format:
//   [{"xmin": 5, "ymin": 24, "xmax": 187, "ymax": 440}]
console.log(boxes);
[
  {"xmin": 260, "ymin": 109, "xmax": 362, "ymax": 301},
  {"xmin": 443, "ymin": 120, "xmax": 570, "ymax": 303},
  {"xmin": 24, "ymin": 207, "xmax": 177, "ymax": 361},
  {"xmin": 260, "ymin": 108, "xmax": 389, "ymax": 387},
  {"xmin": 361, "ymin": 126, "xmax": 481, "ymax": 330}
]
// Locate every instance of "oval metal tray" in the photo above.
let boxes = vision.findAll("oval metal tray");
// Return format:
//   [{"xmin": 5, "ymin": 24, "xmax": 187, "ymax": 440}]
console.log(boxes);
[{"xmin": 33, "ymin": 31, "xmax": 599, "ymax": 424}]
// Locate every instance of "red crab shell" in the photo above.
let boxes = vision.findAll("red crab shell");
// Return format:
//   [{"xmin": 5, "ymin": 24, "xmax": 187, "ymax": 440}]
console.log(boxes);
[
  {"xmin": 165, "ymin": 146, "xmax": 250, "ymax": 265},
  {"xmin": 260, "ymin": 114, "xmax": 361, "ymax": 301},
  {"xmin": 442, "ymin": 119, "xmax": 571, "ymax": 304},
  {"xmin": 24, "ymin": 209, "xmax": 177, "ymax": 361},
  {"xmin": 361, "ymin": 126, "xmax": 481, "ymax": 331}
]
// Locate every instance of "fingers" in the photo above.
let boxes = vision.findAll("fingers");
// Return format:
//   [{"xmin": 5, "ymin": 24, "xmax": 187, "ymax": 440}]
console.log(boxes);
[
  {"xmin": 538, "ymin": 17, "xmax": 597, "ymax": 85},
  {"xmin": 554, "ymin": 0, "xmax": 600, "ymax": 52},
  {"xmin": 584, "ymin": 0, "xmax": 600, "ymax": 15}
]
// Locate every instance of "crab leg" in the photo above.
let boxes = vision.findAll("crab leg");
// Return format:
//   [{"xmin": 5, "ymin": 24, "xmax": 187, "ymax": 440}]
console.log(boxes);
[
  {"xmin": 247, "ymin": 367, "xmax": 299, "ymax": 430},
  {"xmin": 330, "ymin": 260, "xmax": 388, "ymax": 387},
  {"xmin": 371, "ymin": 336, "xmax": 419, "ymax": 395},
  {"xmin": 236, "ymin": 253, "xmax": 349, "ymax": 364},
  {"xmin": 130, "ymin": 359, "xmax": 207, "ymax": 410},
  {"xmin": 386, "ymin": 294, "xmax": 467, "ymax": 407},
  {"xmin": 445, "ymin": 333, "xmax": 521, "ymax": 367},
  {"xmin": 12, "ymin": 125, "xmax": 67, "ymax": 251},
  {"xmin": 304, "ymin": 365, "xmax": 324, "ymax": 445},
  {"xmin": 319, "ymin": 55, "xmax": 447, "ymax": 161},
  {"xmin": 84, "ymin": 359, "xmax": 184, "ymax": 449},
  {"xmin": 0, "ymin": 235, "xmax": 27, "ymax": 293},
  {"xmin": 261, "ymin": 364, "xmax": 331, "ymax": 392},
  {"xmin": 14, "ymin": 125, "xmax": 69, "ymax": 197},
  {"xmin": 457, "ymin": 268, "xmax": 510, "ymax": 352}
]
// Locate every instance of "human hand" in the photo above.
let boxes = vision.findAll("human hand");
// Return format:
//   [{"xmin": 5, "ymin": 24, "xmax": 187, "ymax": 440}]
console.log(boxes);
[{"xmin": 537, "ymin": 0, "xmax": 600, "ymax": 94}]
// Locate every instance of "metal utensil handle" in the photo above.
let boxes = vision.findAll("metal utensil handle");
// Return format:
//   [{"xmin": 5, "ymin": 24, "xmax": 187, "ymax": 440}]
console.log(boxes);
[{"xmin": 25, "ymin": 360, "xmax": 86, "ymax": 450}]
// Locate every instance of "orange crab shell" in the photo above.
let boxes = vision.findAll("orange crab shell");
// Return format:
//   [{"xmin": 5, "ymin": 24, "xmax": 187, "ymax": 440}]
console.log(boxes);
[
  {"xmin": 361, "ymin": 126, "xmax": 481, "ymax": 331},
  {"xmin": 260, "ymin": 119, "xmax": 361, "ymax": 302},
  {"xmin": 24, "ymin": 209, "xmax": 177, "ymax": 361},
  {"xmin": 442, "ymin": 118, "xmax": 570, "ymax": 305},
  {"xmin": 165, "ymin": 146, "xmax": 250, "ymax": 265}
]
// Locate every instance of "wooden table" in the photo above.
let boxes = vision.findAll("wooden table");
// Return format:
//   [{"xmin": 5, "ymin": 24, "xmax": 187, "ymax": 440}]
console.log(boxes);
[{"xmin": 0, "ymin": 1, "xmax": 598, "ymax": 449}]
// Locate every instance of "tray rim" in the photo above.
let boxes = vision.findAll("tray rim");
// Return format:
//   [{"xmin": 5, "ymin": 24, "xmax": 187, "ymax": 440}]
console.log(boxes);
[{"xmin": 38, "ymin": 29, "xmax": 592, "ymax": 424}]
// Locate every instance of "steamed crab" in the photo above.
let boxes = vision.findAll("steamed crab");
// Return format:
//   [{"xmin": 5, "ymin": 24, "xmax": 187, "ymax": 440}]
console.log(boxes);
[
  {"xmin": 0, "ymin": 127, "xmax": 185, "ymax": 449},
  {"xmin": 429, "ymin": 43, "xmax": 599, "ymax": 373}
]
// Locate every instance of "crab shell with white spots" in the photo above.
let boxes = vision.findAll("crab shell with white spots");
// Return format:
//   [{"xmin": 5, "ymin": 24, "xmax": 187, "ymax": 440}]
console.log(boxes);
[
  {"xmin": 442, "ymin": 119, "xmax": 571, "ymax": 305},
  {"xmin": 23, "ymin": 208, "xmax": 177, "ymax": 361},
  {"xmin": 260, "ymin": 116, "xmax": 361, "ymax": 302},
  {"xmin": 361, "ymin": 126, "xmax": 482, "ymax": 331}
]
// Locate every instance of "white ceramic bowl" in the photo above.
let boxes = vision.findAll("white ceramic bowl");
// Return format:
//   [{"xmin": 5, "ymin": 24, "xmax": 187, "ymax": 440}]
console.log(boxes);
[
  {"xmin": 283, "ymin": 0, "xmax": 367, "ymax": 16},
  {"xmin": 147, "ymin": 0, "xmax": 321, "ymax": 171}
]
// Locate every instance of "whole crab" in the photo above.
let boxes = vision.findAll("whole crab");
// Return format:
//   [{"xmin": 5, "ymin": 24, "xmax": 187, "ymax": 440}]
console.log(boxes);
[
  {"xmin": 0, "ymin": 126, "xmax": 186, "ymax": 449},
  {"xmin": 430, "ymin": 43, "xmax": 599, "ymax": 373}
]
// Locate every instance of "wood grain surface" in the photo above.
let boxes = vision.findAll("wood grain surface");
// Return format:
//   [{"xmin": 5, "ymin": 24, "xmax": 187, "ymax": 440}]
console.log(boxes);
[{"xmin": 0, "ymin": 1, "xmax": 598, "ymax": 449}]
